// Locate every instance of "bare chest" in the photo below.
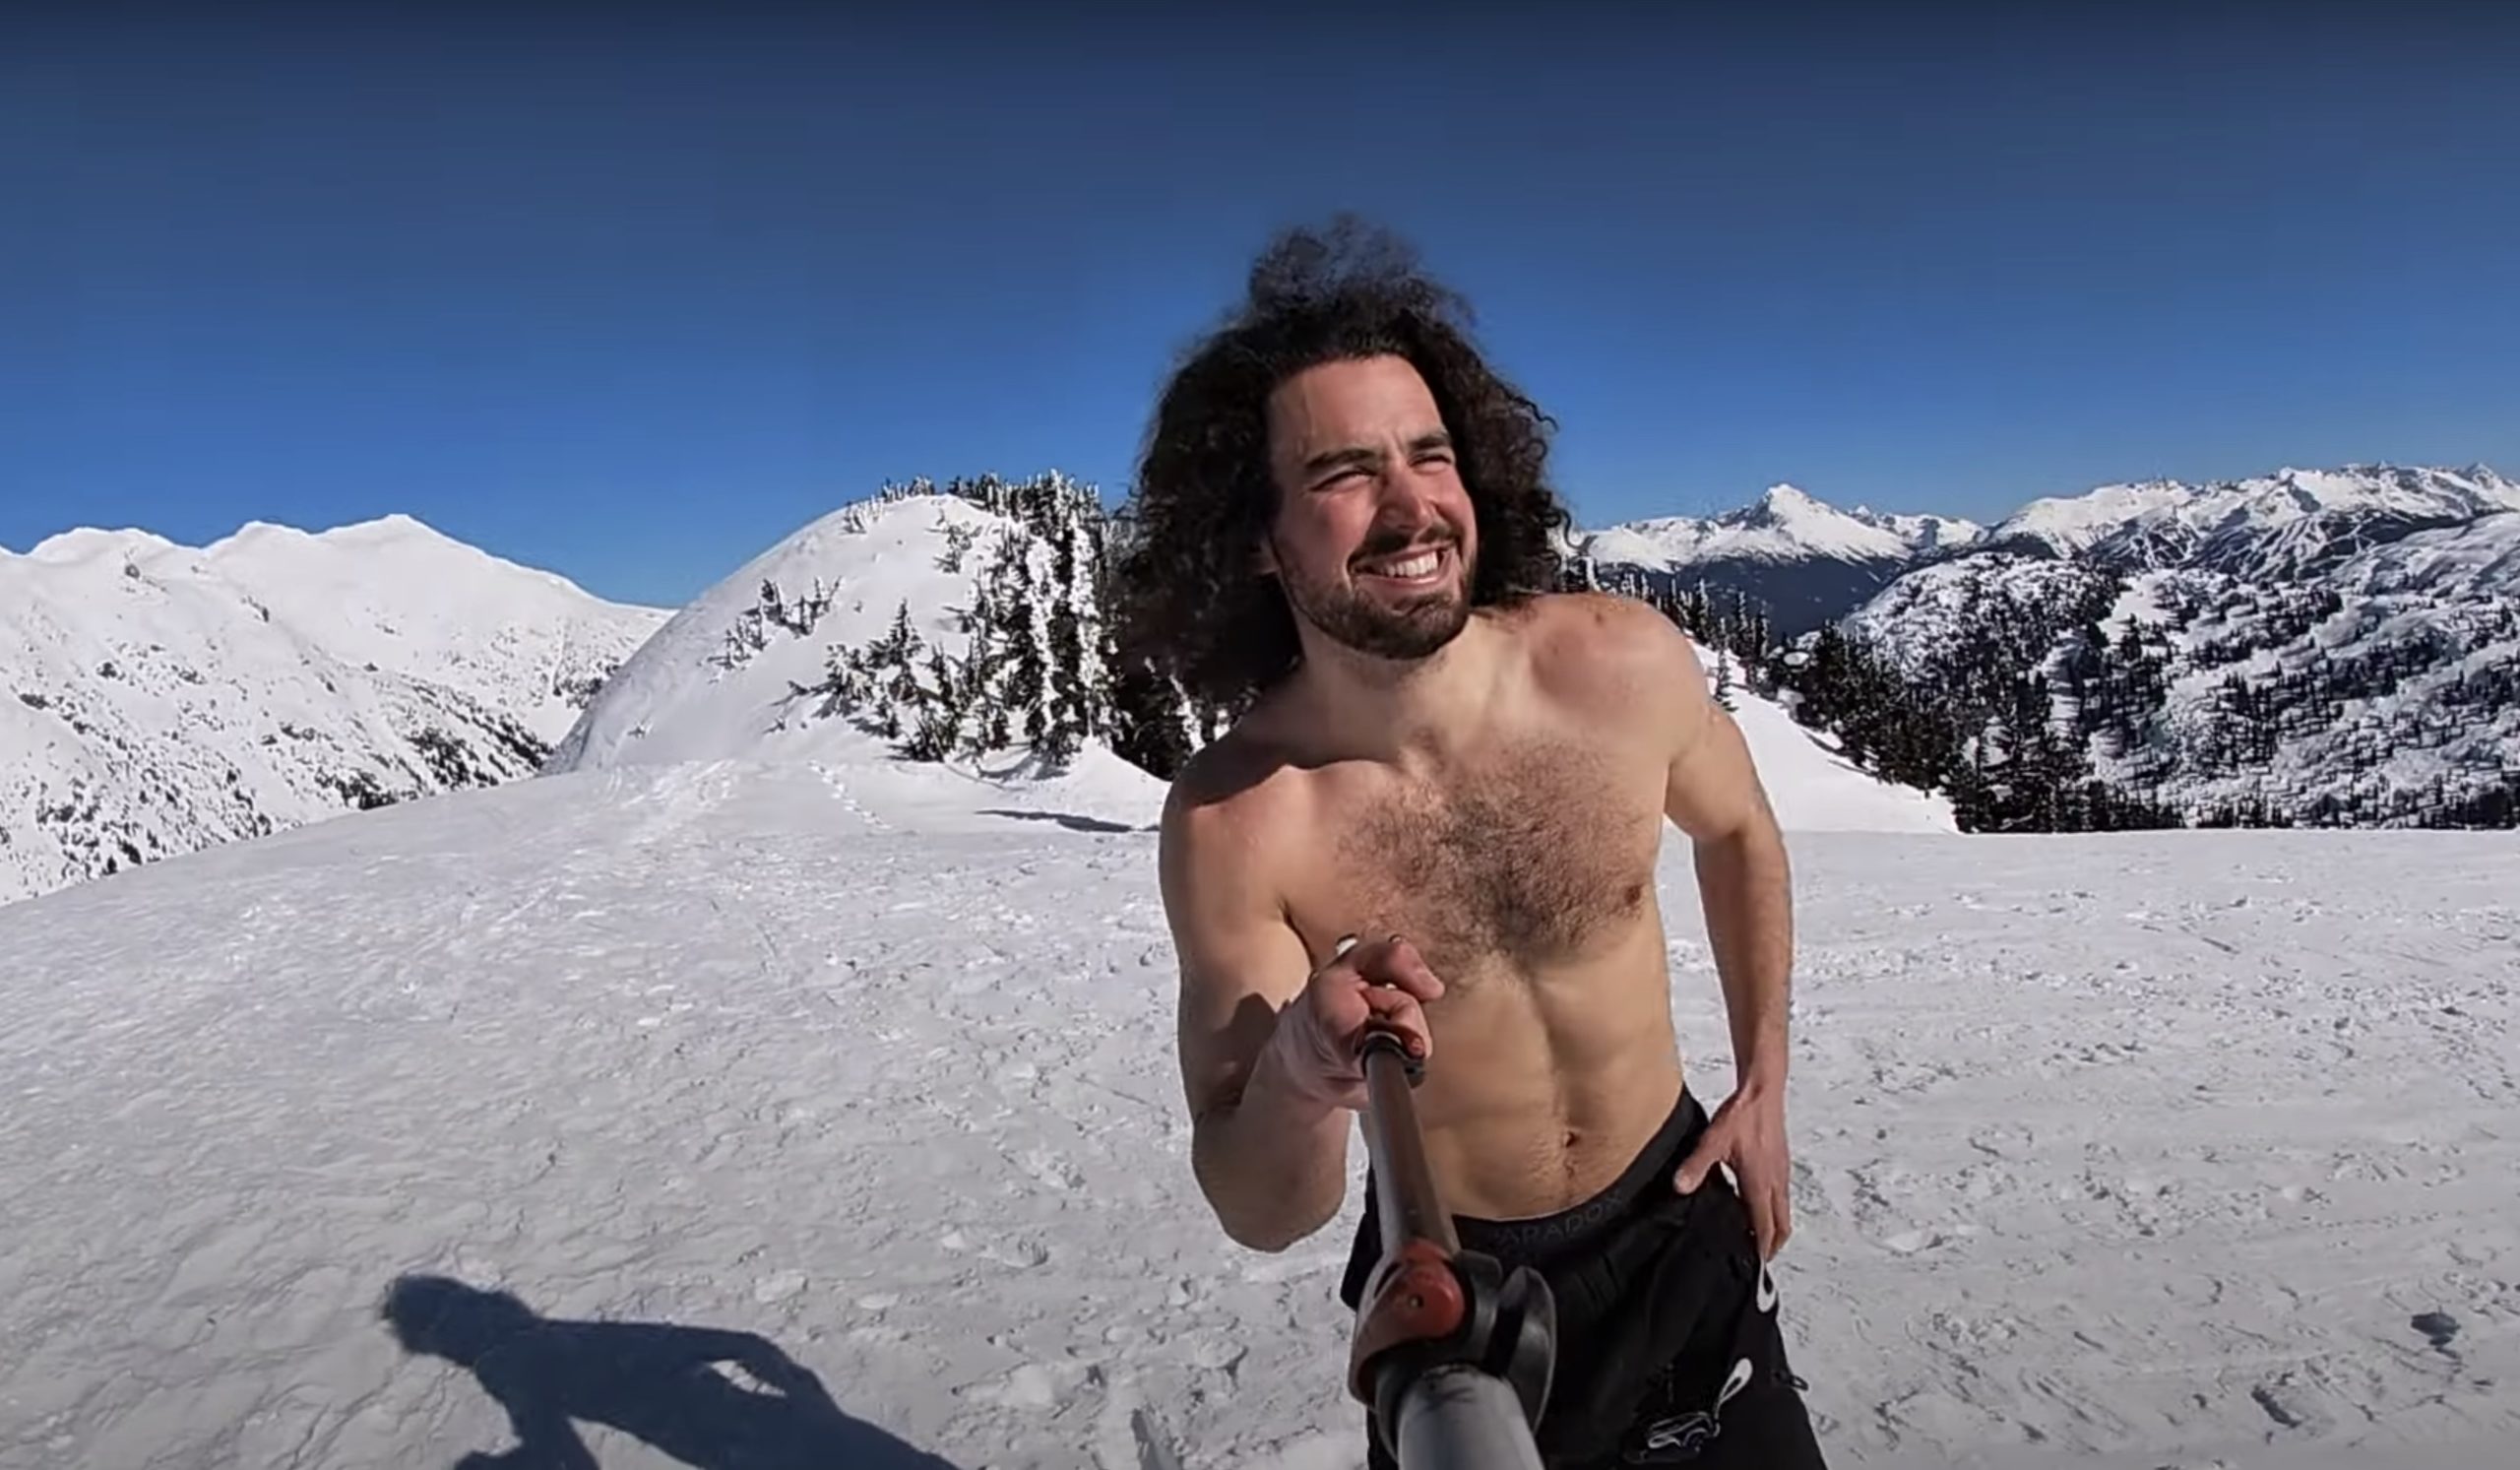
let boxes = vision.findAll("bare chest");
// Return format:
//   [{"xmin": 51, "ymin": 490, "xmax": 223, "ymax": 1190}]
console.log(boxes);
[{"xmin": 1292, "ymin": 745, "xmax": 1666, "ymax": 988}]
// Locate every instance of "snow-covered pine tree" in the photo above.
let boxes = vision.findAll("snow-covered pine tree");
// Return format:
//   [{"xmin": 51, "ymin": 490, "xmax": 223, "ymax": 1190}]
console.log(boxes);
[{"xmin": 1038, "ymin": 498, "xmax": 1103, "ymax": 765}]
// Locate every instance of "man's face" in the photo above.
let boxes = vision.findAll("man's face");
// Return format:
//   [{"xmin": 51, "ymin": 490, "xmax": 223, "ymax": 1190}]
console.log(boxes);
[{"xmin": 1259, "ymin": 354, "xmax": 1479, "ymax": 663}]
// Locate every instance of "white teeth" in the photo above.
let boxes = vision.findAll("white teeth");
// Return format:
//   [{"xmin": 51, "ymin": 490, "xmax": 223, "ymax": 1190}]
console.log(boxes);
[{"xmin": 1365, "ymin": 550, "xmax": 1440, "ymax": 578}]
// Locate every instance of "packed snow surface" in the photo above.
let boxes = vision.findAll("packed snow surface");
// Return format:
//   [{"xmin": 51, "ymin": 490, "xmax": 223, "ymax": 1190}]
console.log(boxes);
[{"xmin": 0, "ymin": 754, "xmax": 2511, "ymax": 1469}]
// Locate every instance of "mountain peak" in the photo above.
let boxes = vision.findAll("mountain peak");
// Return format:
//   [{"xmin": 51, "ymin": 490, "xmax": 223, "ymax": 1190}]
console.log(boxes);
[
  {"xmin": 1729, "ymin": 482, "xmax": 1840, "ymax": 526},
  {"xmin": 315, "ymin": 511, "xmax": 457, "ymax": 543},
  {"xmin": 20, "ymin": 526, "xmax": 182, "ymax": 565}
]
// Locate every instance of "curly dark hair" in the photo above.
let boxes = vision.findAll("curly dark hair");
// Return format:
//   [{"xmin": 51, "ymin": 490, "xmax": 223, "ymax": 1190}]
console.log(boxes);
[{"xmin": 1107, "ymin": 216, "xmax": 1573, "ymax": 716}]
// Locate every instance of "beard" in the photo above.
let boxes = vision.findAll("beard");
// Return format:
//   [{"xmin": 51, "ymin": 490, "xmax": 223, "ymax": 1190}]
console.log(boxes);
[{"xmin": 1273, "ymin": 529, "xmax": 1474, "ymax": 663}]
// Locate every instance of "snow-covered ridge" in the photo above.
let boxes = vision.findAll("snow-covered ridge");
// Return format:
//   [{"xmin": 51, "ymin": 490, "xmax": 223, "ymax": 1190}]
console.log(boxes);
[
  {"xmin": 1578, "ymin": 462, "xmax": 2517, "ymax": 594},
  {"xmin": 1574, "ymin": 482, "xmax": 1982, "ymax": 572},
  {"xmin": 0, "ymin": 512, "xmax": 668, "ymax": 908},
  {"xmin": 1984, "ymin": 462, "xmax": 2520, "ymax": 578},
  {"xmin": 1565, "ymin": 485, "xmax": 1985, "ymax": 641},
  {"xmin": 552, "ymin": 477, "xmax": 1955, "ymax": 834}
]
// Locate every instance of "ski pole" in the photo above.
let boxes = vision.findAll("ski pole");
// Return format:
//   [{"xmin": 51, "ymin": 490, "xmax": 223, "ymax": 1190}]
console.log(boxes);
[{"xmin": 1348, "ymin": 1028, "xmax": 1557, "ymax": 1470}]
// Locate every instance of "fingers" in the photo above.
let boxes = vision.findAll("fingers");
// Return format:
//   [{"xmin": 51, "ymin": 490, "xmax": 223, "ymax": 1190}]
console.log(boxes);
[
  {"xmin": 1670, "ymin": 1120, "xmax": 1728, "ymax": 1194},
  {"xmin": 1344, "ymin": 933, "xmax": 1445, "ymax": 1001},
  {"xmin": 1745, "ymin": 1183, "xmax": 1779, "ymax": 1260},
  {"xmin": 1292, "ymin": 930, "xmax": 1446, "ymax": 1097},
  {"xmin": 1358, "ymin": 982, "xmax": 1433, "ymax": 1057}
]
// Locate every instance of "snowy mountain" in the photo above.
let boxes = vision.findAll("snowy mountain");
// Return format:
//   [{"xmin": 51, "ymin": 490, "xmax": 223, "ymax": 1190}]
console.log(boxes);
[
  {"xmin": 1582, "ymin": 464, "xmax": 2518, "ymax": 831},
  {"xmin": 0, "ymin": 514, "xmax": 667, "ymax": 908},
  {"xmin": 1836, "ymin": 517, "xmax": 2519, "ymax": 828},
  {"xmin": 549, "ymin": 475, "xmax": 1958, "ymax": 835},
  {"xmin": 1, "ymin": 748, "xmax": 2511, "ymax": 1468},
  {"xmin": 1572, "ymin": 484, "xmax": 1983, "ymax": 637},
  {"xmin": 1982, "ymin": 463, "xmax": 2520, "ymax": 580}
]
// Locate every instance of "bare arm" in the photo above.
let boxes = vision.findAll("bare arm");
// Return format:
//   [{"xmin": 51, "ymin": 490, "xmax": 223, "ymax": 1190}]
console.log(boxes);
[
  {"xmin": 1660, "ymin": 635, "xmax": 1796, "ymax": 1090},
  {"xmin": 1624, "ymin": 612, "xmax": 1797, "ymax": 1256},
  {"xmin": 1159, "ymin": 785, "xmax": 1353, "ymax": 1252}
]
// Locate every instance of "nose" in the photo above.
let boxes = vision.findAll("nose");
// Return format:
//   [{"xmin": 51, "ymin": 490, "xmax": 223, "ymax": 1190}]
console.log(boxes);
[{"xmin": 1369, "ymin": 473, "xmax": 1442, "ymax": 538}]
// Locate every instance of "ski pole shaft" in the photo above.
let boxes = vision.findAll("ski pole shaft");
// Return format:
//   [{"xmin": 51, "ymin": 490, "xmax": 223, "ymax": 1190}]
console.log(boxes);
[
  {"xmin": 1358, "ymin": 1030, "xmax": 1456, "ymax": 1258},
  {"xmin": 1394, "ymin": 1366, "xmax": 1551, "ymax": 1470},
  {"xmin": 1352, "ymin": 1029, "xmax": 1556, "ymax": 1470}
]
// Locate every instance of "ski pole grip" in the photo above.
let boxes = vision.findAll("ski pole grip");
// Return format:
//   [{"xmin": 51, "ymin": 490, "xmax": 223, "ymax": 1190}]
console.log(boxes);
[{"xmin": 1356, "ymin": 1026, "xmax": 1424, "ymax": 1085}]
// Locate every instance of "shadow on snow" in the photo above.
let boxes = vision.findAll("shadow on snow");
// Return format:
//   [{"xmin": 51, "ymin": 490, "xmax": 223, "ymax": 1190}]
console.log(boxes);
[{"xmin": 381, "ymin": 1273, "xmax": 964, "ymax": 1470}]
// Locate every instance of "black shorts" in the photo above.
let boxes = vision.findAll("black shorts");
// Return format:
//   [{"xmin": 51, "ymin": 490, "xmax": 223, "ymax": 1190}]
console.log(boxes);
[{"xmin": 1338, "ymin": 1088, "xmax": 1828, "ymax": 1468}]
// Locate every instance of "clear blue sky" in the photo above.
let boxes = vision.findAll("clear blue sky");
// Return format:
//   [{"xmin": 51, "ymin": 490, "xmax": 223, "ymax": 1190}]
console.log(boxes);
[{"xmin": 6, "ymin": 5, "xmax": 2515, "ymax": 607}]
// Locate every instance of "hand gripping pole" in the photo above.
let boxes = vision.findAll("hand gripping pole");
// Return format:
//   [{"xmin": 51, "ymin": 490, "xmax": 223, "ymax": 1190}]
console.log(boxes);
[{"xmin": 1346, "ymin": 1029, "xmax": 1558, "ymax": 1470}]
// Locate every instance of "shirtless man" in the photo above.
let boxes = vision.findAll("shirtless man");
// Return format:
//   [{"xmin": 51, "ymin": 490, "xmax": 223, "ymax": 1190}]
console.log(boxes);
[{"xmin": 1110, "ymin": 220, "xmax": 1827, "ymax": 1468}]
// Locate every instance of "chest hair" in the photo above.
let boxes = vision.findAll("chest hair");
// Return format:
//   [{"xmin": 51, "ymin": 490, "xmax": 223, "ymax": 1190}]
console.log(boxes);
[{"xmin": 1329, "ymin": 742, "xmax": 1658, "ymax": 986}]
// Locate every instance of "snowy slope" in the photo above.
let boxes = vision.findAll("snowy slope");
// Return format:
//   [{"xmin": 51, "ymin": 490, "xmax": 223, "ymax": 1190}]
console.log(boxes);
[
  {"xmin": 1984, "ymin": 464, "xmax": 2520, "ymax": 579},
  {"xmin": 0, "ymin": 514, "xmax": 666, "ymax": 908},
  {"xmin": 1844, "ymin": 554, "xmax": 2127, "ymax": 677},
  {"xmin": 2331, "ymin": 510, "xmax": 2520, "ymax": 598},
  {"xmin": 1699, "ymin": 645, "xmax": 1957, "ymax": 834},
  {"xmin": 548, "ymin": 483, "xmax": 1954, "ymax": 834},
  {"xmin": 1845, "ymin": 546, "xmax": 2519, "ymax": 827},
  {"xmin": 543, "ymin": 481, "xmax": 1166, "ymax": 832},
  {"xmin": 0, "ymin": 759, "xmax": 2510, "ymax": 1469},
  {"xmin": 548, "ymin": 490, "xmax": 1017, "ymax": 772}
]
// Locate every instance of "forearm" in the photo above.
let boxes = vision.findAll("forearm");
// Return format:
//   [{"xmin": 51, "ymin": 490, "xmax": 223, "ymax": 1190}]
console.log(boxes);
[
  {"xmin": 1693, "ymin": 819, "xmax": 1796, "ymax": 1088},
  {"xmin": 1191, "ymin": 1041, "xmax": 1352, "ymax": 1251}
]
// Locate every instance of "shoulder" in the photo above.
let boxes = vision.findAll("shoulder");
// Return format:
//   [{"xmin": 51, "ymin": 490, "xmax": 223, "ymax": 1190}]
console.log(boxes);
[
  {"xmin": 1157, "ymin": 720, "xmax": 1307, "ymax": 897},
  {"xmin": 1502, "ymin": 590, "xmax": 1714, "ymax": 712}
]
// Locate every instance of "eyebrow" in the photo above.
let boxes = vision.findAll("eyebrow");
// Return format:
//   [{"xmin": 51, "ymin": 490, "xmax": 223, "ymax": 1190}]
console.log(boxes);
[{"xmin": 1300, "ymin": 431, "xmax": 1454, "ymax": 479}]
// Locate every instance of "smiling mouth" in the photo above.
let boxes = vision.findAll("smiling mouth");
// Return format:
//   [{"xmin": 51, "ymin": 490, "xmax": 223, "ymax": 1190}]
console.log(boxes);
[{"xmin": 1354, "ymin": 544, "xmax": 1451, "ymax": 585}]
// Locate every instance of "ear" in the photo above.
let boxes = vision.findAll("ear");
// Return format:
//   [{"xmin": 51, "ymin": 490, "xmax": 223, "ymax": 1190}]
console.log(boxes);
[{"xmin": 1250, "ymin": 532, "xmax": 1280, "ymax": 578}]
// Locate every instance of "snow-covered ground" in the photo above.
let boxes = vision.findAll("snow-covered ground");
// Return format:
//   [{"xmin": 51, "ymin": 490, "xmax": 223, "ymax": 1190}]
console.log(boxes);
[{"xmin": 1, "ymin": 752, "xmax": 2509, "ymax": 1470}]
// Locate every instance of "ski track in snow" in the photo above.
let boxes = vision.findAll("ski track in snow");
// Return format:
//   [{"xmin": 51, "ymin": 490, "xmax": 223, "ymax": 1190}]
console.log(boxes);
[{"xmin": 0, "ymin": 764, "xmax": 2513, "ymax": 1469}]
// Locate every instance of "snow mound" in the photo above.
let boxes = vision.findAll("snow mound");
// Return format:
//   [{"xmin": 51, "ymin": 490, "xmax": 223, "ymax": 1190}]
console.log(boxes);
[
  {"xmin": 548, "ymin": 491, "xmax": 1015, "ymax": 771},
  {"xmin": 547, "ymin": 479, "xmax": 1168, "ymax": 835}
]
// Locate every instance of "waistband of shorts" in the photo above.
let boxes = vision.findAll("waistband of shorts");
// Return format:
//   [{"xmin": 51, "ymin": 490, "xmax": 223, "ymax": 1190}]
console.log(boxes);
[{"xmin": 1448, "ymin": 1085, "xmax": 1707, "ymax": 1259}]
